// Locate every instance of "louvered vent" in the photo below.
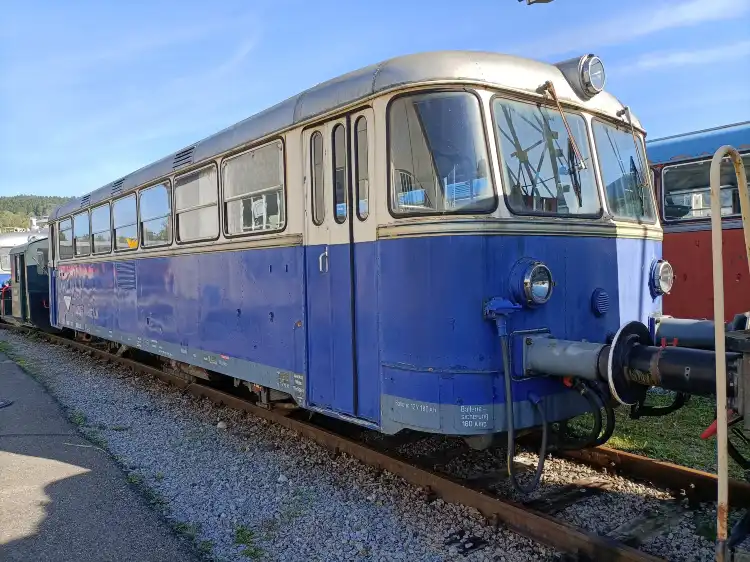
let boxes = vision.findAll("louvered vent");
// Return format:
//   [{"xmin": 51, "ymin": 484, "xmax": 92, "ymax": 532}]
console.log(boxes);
[
  {"xmin": 111, "ymin": 178, "xmax": 125, "ymax": 196},
  {"xmin": 173, "ymin": 146, "xmax": 195, "ymax": 170},
  {"xmin": 591, "ymin": 288, "xmax": 610, "ymax": 317},
  {"xmin": 115, "ymin": 261, "xmax": 136, "ymax": 291},
  {"xmin": 80, "ymin": 195, "xmax": 90, "ymax": 208}
]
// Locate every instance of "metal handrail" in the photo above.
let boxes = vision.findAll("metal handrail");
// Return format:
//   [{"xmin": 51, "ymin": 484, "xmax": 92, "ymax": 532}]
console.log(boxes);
[{"xmin": 708, "ymin": 145, "xmax": 749, "ymax": 562}]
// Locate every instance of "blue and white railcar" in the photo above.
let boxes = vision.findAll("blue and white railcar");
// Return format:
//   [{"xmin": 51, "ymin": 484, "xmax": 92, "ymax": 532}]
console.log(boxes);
[{"xmin": 47, "ymin": 51, "xmax": 667, "ymax": 445}]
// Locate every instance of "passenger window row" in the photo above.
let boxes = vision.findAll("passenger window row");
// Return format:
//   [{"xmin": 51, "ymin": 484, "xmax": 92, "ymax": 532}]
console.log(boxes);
[{"xmin": 57, "ymin": 140, "xmax": 286, "ymax": 260}]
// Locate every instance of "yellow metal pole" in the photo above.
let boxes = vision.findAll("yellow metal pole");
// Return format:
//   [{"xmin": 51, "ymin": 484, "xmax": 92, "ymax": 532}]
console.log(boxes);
[{"xmin": 709, "ymin": 145, "xmax": 749, "ymax": 562}]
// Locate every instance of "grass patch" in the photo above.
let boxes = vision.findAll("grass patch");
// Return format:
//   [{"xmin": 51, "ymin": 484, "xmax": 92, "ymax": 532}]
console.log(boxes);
[
  {"xmin": 234, "ymin": 525, "xmax": 264, "ymax": 559},
  {"xmin": 608, "ymin": 393, "xmax": 748, "ymax": 479},
  {"xmin": 143, "ymin": 487, "xmax": 168, "ymax": 509},
  {"xmin": 279, "ymin": 488, "xmax": 314, "ymax": 526},
  {"xmin": 174, "ymin": 521, "xmax": 201, "ymax": 540},
  {"xmin": 197, "ymin": 540, "xmax": 214, "ymax": 555},
  {"xmin": 0, "ymin": 342, "xmax": 43, "ymax": 380},
  {"xmin": 69, "ymin": 410, "xmax": 87, "ymax": 426},
  {"xmin": 126, "ymin": 472, "xmax": 143, "ymax": 485},
  {"xmin": 86, "ymin": 430, "xmax": 108, "ymax": 449}
]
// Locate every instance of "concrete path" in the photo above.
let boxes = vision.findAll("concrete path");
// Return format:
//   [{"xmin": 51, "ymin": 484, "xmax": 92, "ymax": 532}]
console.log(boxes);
[{"xmin": 0, "ymin": 352, "xmax": 200, "ymax": 562}]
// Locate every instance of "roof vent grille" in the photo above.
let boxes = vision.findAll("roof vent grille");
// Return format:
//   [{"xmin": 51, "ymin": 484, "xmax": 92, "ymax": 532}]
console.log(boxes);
[
  {"xmin": 80, "ymin": 195, "xmax": 90, "ymax": 208},
  {"xmin": 173, "ymin": 146, "xmax": 195, "ymax": 170},
  {"xmin": 111, "ymin": 178, "xmax": 125, "ymax": 196}
]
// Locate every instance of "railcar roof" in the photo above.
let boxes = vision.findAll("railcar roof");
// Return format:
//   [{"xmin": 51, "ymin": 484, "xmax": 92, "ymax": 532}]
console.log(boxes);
[
  {"xmin": 647, "ymin": 120, "xmax": 750, "ymax": 166},
  {"xmin": 0, "ymin": 231, "xmax": 48, "ymax": 248},
  {"xmin": 9, "ymin": 235, "xmax": 48, "ymax": 256},
  {"xmin": 51, "ymin": 50, "xmax": 639, "ymax": 220}
]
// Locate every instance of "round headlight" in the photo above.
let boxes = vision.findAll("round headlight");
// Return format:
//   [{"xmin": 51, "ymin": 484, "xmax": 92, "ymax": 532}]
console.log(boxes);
[
  {"xmin": 524, "ymin": 263, "xmax": 554, "ymax": 305},
  {"xmin": 651, "ymin": 260, "xmax": 674, "ymax": 296},
  {"xmin": 581, "ymin": 54, "xmax": 606, "ymax": 96}
]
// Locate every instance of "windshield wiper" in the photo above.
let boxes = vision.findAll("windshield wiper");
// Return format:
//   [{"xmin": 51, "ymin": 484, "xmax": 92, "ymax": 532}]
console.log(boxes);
[
  {"xmin": 567, "ymin": 137, "xmax": 583, "ymax": 207},
  {"xmin": 539, "ymin": 81, "xmax": 587, "ymax": 172},
  {"xmin": 629, "ymin": 155, "xmax": 646, "ymax": 214},
  {"xmin": 617, "ymin": 106, "xmax": 649, "ymax": 189}
]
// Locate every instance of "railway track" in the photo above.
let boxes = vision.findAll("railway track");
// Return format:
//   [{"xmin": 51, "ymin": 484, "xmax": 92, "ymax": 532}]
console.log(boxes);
[{"xmin": 3, "ymin": 323, "xmax": 749, "ymax": 562}]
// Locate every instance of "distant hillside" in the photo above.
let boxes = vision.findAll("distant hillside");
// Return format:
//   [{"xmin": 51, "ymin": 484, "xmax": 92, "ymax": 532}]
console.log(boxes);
[{"xmin": 0, "ymin": 195, "xmax": 75, "ymax": 229}]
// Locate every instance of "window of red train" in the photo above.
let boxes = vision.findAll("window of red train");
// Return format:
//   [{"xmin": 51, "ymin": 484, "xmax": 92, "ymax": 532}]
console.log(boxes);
[{"xmin": 661, "ymin": 156, "xmax": 750, "ymax": 221}]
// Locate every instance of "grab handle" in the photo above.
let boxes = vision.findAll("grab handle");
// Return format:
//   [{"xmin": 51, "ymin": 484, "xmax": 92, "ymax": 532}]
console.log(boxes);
[{"xmin": 318, "ymin": 247, "xmax": 329, "ymax": 273}]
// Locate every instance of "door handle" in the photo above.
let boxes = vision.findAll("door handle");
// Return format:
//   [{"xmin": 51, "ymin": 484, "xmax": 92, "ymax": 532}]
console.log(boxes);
[{"xmin": 319, "ymin": 247, "xmax": 329, "ymax": 273}]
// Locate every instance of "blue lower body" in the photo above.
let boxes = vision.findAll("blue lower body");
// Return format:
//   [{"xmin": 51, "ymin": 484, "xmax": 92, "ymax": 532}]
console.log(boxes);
[{"xmin": 52, "ymin": 232, "xmax": 661, "ymax": 436}]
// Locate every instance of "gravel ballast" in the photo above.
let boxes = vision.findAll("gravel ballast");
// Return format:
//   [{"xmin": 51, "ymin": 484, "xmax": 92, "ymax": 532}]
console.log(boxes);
[
  {"xmin": 0, "ymin": 330, "xmax": 555, "ymax": 562},
  {"xmin": 2, "ymin": 329, "xmax": 744, "ymax": 562}
]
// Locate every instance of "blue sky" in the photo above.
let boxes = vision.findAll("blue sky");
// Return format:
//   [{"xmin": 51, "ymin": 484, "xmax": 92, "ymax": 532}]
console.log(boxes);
[{"xmin": 1, "ymin": 0, "xmax": 748, "ymax": 197}]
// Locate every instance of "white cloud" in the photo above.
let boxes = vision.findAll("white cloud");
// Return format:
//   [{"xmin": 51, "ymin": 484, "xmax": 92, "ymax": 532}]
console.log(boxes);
[
  {"xmin": 620, "ymin": 40, "xmax": 750, "ymax": 73},
  {"xmin": 516, "ymin": 0, "xmax": 750, "ymax": 59}
]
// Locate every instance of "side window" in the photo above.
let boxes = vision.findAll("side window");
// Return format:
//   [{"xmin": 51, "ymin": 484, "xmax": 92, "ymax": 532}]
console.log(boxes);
[
  {"xmin": 332, "ymin": 124, "xmax": 348, "ymax": 223},
  {"xmin": 91, "ymin": 203, "xmax": 112, "ymax": 254},
  {"xmin": 355, "ymin": 117, "xmax": 369, "ymax": 220},
  {"xmin": 662, "ymin": 156, "xmax": 750, "ymax": 221},
  {"xmin": 175, "ymin": 166, "xmax": 219, "ymax": 242},
  {"xmin": 113, "ymin": 195, "xmax": 138, "ymax": 251},
  {"xmin": 593, "ymin": 120, "xmax": 655, "ymax": 221},
  {"xmin": 36, "ymin": 248, "xmax": 48, "ymax": 275},
  {"xmin": 58, "ymin": 219, "xmax": 73, "ymax": 259},
  {"xmin": 140, "ymin": 182, "xmax": 172, "ymax": 247},
  {"xmin": 311, "ymin": 131, "xmax": 325, "ymax": 225},
  {"xmin": 50, "ymin": 227, "xmax": 55, "ymax": 262},
  {"xmin": 223, "ymin": 141, "xmax": 285, "ymax": 235},
  {"xmin": 14, "ymin": 255, "xmax": 20, "ymax": 282},
  {"xmin": 73, "ymin": 211, "xmax": 90, "ymax": 256},
  {"xmin": 389, "ymin": 91, "xmax": 495, "ymax": 216}
]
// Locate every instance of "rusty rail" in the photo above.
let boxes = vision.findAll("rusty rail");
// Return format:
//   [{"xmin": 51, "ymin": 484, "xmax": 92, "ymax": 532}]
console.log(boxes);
[
  {"xmin": 560, "ymin": 447, "xmax": 750, "ymax": 507},
  {"xmin": 1, "ymin": 323, "xmax": 730, "ymax": 561}
]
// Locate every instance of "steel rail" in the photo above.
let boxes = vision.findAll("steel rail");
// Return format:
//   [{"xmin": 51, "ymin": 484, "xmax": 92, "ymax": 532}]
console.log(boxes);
[
  {"xmin": 2, "ymin": 323, "xmax": 734, "ymax": 561},
  {"xmin": 560, "ymin": 447, "xmax": 750, "ymax": 506}
]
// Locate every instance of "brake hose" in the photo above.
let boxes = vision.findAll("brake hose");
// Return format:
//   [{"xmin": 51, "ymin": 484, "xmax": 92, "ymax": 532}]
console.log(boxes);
[
  {"xmin": 501, "ymin": 335, "xmax": 547, "ymax": 494},
  {"xmin": 590, "ymin": 384, "xmax": 616, "ymax": 447},
  {"xmin": 554, "ymin": 382, "xmax": 603, "ymax": 451}
]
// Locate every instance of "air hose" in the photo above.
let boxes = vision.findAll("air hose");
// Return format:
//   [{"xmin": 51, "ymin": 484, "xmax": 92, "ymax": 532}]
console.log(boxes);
[
  {"xmin": 501, "ymin": 334, "xmax": 548, "ymax": 494},
  {"xmin": 552, "ymin": 381, "xmax": 604, "ymax": 451},
  {"xmin": 591, "ymin": 384, "xmax": 616, "ymax": 447}
]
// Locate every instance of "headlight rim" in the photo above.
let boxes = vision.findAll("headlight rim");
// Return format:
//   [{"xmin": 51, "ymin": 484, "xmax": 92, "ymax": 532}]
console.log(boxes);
[
  {"xmin": 650, "ymin": 259, "xmax": 675, "ymax": 297},
  {"xmin": 523, "ymin": 262, "xmax": 554, "ymax": 306}
]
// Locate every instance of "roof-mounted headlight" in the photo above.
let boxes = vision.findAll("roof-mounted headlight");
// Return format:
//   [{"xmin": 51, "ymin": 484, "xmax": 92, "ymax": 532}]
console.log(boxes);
[
  {"xmin": 581, "ymin": 55, "xmax": 605, "ymax": 96},
  {"xmin": 554, "ymin": 54, "xmax": 606, "ymax": 100}
]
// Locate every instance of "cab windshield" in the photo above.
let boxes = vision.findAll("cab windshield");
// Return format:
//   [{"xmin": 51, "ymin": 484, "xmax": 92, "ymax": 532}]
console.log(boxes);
[
  {"xmin": 493, "ymin": 97, "xmax": 600, "ymax": 216},
  {"xmin": 593, "ymin": 120, "xmax": 655, "ymax": 222}
]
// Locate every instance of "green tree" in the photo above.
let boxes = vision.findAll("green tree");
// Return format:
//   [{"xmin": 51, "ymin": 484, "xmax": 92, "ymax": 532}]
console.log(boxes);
[{"xmin": 0, "ymin": 195, "xmax": 74, "ymax": 228}]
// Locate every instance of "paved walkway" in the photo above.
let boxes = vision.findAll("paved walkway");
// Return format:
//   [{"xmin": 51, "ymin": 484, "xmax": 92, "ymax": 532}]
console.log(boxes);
[{"xmin": 0, "ymin": 352, "xmax": 200, "ymax": 562}]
